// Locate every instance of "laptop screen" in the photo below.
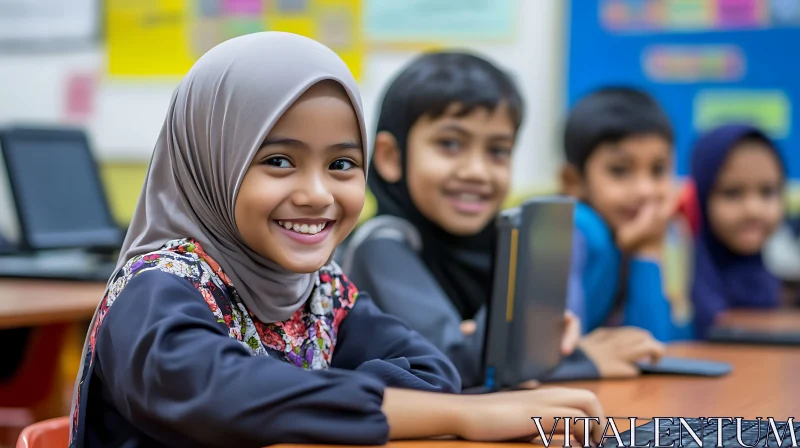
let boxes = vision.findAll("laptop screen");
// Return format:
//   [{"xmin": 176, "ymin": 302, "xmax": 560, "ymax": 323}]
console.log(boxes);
[{"xmin": 1, "ymin": 129, "xmax": 121, "ymax": 250}]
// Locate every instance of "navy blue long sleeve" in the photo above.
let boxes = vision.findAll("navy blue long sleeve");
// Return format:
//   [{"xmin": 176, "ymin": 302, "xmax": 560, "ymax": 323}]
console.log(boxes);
[
  {"xmin": 347, "ymin": 237, "xmax": 487, "ymax": 388},
  {"xmin": 332, "ymin": 286, "xmax": 461, "ymax": 392},
  {"xmin": 89, "ymin": 270, "xmax": 459, "ymax": 448}
]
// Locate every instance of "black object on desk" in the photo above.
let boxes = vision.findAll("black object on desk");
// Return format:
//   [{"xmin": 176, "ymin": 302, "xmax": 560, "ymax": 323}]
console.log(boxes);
[
  {"xmin": 707, "ymin": 326, "xmax": 800, "ymax": 346},
  {"xmin": 637, "ymin": 356, "xmax": 732, "ymax": 377},
  {"xmin": 483, "ymin": 197, "xmax": 578, "ymax": 390},
  {"xmin": 0, "ymin": 127, "xmax": 122, "ymax": 282}
]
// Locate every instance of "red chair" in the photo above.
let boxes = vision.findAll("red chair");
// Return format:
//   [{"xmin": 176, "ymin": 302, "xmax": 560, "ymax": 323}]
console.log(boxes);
[
  {"xmin": 0, "ymin": 324, "xmax": 69, "ymax": 407},
  {"xmin": 15, "ymin": 416, "xmax": 69, "ymax": 448},
  {"xmin": 0, "ymin": 324, "xmax": 70, "ymax": 445}
]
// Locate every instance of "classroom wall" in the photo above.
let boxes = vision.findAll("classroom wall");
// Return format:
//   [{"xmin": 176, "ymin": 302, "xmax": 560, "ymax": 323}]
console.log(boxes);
[{"xmin": 0, "ymin": 0, "xmax": 566, "ymax": 225}]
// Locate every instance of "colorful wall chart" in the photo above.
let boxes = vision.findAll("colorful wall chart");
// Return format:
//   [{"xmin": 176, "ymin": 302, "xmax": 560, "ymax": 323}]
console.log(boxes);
[
  {"xmin": 107, "ymin": 0, "xmax": 363, "ymax": 79},
  {"xmin": 568, "ymin": 0, "xmax": 800, "ymax": 178},
  {"xmin": 363, "ymin": 0, "xmax": 517, "ymax": 48}
]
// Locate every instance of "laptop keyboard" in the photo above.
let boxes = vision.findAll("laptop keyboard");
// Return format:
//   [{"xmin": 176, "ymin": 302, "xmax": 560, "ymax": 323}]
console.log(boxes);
[
  {"xmin": 605, "ymin": 418, "xmax": 800, "ymax": 448},
  {"xmin": 0, "ymin": 251, "xmax": 116, "ymax": 282}
]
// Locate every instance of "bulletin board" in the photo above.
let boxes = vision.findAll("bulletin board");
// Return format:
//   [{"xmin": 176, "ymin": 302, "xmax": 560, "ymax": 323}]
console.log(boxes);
[
  {"xmin": 363, "ymin": 0, "xmax": 518, "ymax": 49},
  {"xmin": 566, "ymin": 0, "xmax": 800, "ymax": 179},
  {"xmin": 106, "ymin": 0, "xmax": 364, "ymax": 80}
]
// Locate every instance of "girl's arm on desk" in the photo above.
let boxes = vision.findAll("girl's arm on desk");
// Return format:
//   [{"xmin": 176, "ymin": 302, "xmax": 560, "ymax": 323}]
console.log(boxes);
[
  {"xmin": 383, "ymin": 387, "xmax": 605, "ymax": 444},
  {"xmin": 98, "ymin": 270, "xmax": 605, "ymax": 446}
]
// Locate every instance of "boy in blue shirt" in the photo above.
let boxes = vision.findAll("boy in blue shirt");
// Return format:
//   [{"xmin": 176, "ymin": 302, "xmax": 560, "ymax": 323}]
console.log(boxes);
[{"xmin": 560, "ymin": 87, "xmax": 678, "ymax": 342}]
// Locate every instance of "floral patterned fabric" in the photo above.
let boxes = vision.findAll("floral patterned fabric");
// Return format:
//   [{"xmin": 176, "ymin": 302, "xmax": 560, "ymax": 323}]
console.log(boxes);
[{"xmin": 69, "ymin": 238, "xmax": 358, "ymax": 447}]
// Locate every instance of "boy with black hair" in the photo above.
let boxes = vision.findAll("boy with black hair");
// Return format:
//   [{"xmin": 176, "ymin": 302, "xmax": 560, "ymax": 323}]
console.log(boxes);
[
  {"xmin": 343, "ymin": 56, "xmax": 665, "ymax": 389},
  {"xmin": 561, "ymin": 86, "xmax": 679, "ymax": 342}
]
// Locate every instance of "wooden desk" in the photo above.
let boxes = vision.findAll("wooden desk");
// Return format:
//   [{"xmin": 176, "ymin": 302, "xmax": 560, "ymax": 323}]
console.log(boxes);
[
  {"xmin": 0, "ymin": 279, "xmax": 104, "ymax": 329},
  {"xmin": 713, "ymin": 309, "xmax": 800, "ymax": 334},
  {"xmin": 277, "ymin": 343, "xmax": 800, "ymax": 448},
  {"xmin": 566, "ymin": 343, "xmax": 799, "ymax": 419}
]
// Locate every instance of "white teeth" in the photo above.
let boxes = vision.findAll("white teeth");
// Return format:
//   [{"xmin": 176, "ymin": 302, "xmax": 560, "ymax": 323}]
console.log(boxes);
[
  {"xmin": 459, "ymin": 194, "xmax": 482, "ymax": 202},
  {"xmin": 277, "ymin": 220, "xmax": 328, "ymax": 235}
]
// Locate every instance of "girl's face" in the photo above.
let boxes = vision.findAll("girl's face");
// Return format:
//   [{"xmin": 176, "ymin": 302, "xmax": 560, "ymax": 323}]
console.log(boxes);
[
  {"xmin": 404, "ymin": 103, "xmax": 516, "ymax": 235},
  {"xmin": 707, "ymin": 140, "xmax": 784, "ymax": 255},
  {"xmin": 234, "ymin": 81, "xmax": 365, "ymax": 273}
]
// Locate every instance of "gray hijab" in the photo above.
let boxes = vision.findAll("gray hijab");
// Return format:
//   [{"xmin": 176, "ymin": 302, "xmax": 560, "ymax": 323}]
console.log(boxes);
[{"xmin": 117, "ymin": 31, "xmax": 369, "ymax": 323}]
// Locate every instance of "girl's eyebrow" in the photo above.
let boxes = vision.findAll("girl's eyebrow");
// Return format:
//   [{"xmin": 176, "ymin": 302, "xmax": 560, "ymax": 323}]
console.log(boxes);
[
  {"xmin": 260, "ymin": 137, "xmax": 361, "ymax": 151},
  {"xmin": 331, "ymin": 141, "xmax": 362, "ymax": 151},
  {"xmin": 261, "ymin": 137, "xmax": 306, "ymax": 149}
]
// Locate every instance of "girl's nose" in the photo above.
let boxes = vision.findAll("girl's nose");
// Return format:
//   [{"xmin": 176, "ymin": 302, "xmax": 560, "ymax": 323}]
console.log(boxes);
[{"xmin": 292, "ymin": 174, "xmax": 334, "ymax": 209}]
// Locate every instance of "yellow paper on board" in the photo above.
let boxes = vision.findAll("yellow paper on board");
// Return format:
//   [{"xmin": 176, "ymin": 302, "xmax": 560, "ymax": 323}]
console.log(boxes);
[
  {"xmin": 107, "ymin": 0, "xmax": 194, "ymax": 77},
  {"xmin": 107, "ymin": 0, "xmax": 363, "ymax": 80}
]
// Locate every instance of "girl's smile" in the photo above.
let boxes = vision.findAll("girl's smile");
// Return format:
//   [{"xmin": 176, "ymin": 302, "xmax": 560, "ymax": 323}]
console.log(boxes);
[{"xmin": 273, "ymin": 219, "xmax": 335, "ymax": 244}]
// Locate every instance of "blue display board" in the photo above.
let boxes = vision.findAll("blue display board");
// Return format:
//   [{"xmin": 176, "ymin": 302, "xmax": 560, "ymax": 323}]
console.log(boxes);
[{"xmin": 567, "ymin": 0, "xmax": 800, "ymax": 178}]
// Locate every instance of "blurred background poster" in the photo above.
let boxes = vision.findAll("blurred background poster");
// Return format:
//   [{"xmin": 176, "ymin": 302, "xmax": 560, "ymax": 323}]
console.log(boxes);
[
  {"xmin": 107, "ymin": 0, "xmax": 364, "ymax": 79},
  {"xmin": 568, "ymin": 0, "xmax": 800, "ymax": 179},
  {"xmin": 364, "ymin": 0, "xmax": 518, "ymax": 48}
]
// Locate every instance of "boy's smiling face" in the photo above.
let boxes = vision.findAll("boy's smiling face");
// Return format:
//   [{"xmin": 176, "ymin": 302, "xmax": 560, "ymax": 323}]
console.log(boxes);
[
  {"xmin": 564, "ymin": 134, "xmax": 674, "ymax": 232},
  {"xmin": 234, "ymin": 81, "xmax": 365, "ymax": 273},
  {"xmin": 376, "ymin": 103, "xmax": 516, "ymax": 236}
]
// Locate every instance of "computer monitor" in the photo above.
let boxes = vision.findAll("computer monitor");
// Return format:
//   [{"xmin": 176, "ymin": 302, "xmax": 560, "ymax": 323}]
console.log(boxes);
[{"xmin": 0, "ymin": 127, "xmax": 122, "ymax": 251}]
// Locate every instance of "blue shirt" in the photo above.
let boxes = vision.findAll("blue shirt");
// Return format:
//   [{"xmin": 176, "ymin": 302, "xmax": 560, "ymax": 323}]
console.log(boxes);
[{"xmin": 568, "ymin": 202, "xmax": 675, "ymax": 342}]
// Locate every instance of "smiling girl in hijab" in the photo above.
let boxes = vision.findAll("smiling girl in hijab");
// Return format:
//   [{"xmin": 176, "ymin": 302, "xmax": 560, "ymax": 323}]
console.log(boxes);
[
  {"xmin": 690, "ymin": 124, "xmax": 786, "ymax": 339},
  {"xmin": 69, "ymin": 33, "xmax": 606, "ymax": 448}
]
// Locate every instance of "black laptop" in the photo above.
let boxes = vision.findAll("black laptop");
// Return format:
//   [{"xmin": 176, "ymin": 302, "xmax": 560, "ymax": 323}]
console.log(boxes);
[
  {"xmin": 0, "ymin": 127, "xmax": 123, "ymax": 282},
  {"xmin": 482, "ymin": 197, "xmax": 576, "ymax": 390}
]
